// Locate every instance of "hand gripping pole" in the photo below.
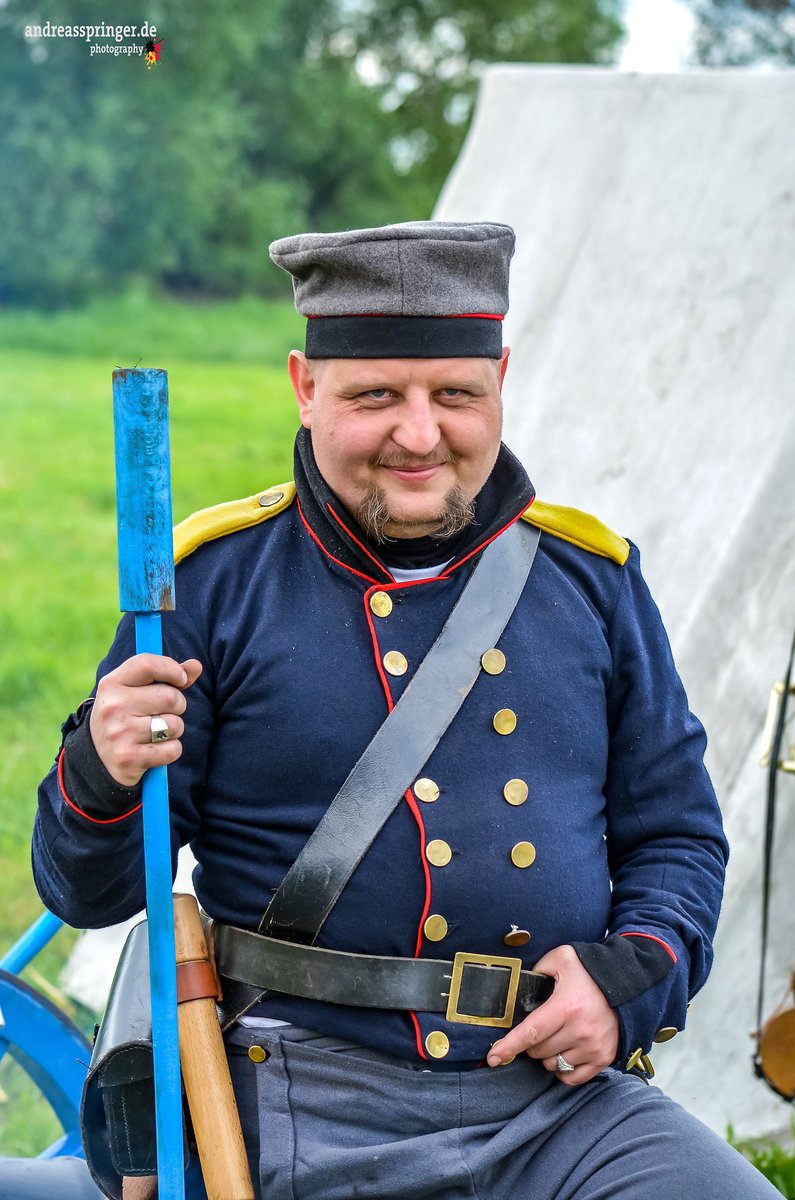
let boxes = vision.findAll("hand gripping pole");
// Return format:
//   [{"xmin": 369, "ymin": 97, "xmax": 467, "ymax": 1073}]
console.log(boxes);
[{"xmin": 112, "ymin": 367, "xmax": 183, "ymax": 1200}]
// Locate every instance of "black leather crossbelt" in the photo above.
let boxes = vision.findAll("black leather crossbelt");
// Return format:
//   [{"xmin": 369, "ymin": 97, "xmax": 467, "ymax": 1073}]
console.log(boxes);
[{"xmin": 214, "ymin": 923, "xmax": 554, "ymax": 1029}]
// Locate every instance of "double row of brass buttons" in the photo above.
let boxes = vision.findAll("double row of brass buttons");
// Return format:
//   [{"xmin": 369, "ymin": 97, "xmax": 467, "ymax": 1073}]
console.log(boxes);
[{"xmin": 370, "ymin": 600, "xmax": 535, "ymax": 1059}]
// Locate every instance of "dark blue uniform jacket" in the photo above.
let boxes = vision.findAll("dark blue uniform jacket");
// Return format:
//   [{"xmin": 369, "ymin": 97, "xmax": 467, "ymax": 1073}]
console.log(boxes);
[{"xmin": 33, "ymin": 442, "xmax": 728, "ymax": 1068}]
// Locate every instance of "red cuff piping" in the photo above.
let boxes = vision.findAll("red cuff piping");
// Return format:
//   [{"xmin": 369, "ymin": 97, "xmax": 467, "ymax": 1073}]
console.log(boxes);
[
  {"xmin": 57, "ymin": 749, "xmax": 142, "ymax": 826},
  {"xmin": 620, "ymin": 931, "xmax": 678, "ymax": 963}
]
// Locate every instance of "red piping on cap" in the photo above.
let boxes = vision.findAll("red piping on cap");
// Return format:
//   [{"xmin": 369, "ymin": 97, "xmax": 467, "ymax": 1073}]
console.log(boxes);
[{"xmin": 306, "ymin": 313, "xmax": 505, "ymax": 320}]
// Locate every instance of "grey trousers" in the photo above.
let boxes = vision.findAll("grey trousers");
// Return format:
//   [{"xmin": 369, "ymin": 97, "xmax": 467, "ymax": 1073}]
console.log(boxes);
[{"xmin": 221, "ymin": 1025, "xmax": 780, "ymax": 1200}]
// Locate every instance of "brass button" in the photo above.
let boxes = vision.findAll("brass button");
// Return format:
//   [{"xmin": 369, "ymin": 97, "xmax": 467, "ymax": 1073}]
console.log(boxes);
[
  {"xmin": 653, "ymin": 1027, "xmax": 679, "ymax": 1044},
  {"xmin": 258, "ymin": 490, "xmax": 284, "ymax": 508},
  {"xmin": 511, "ymin": 842, "xmax": 536, "ymax": 868},
  {"xmin": 503, "ymin": 925, "xmax": 531, "ymax": 947},
  {"xmin": 481, "ymin": 648, "xmax": 506, "ymax": 675},
  {"xmin": 626, "ymin": 1047, "xmax": 644, "ymax": 1071},
  {"xmin": 423, "ymin": 914, "xmax": 448, "ymax": 942},
  {"xmin": 248, "ymin": 1045, "xmax": 269, "ymax": 1063},
  {"xmin": 370, "ymin": 591, "xmax": 393, "ymax": 617},
  {"xmin": 425, "ymin": 1031, "xmax": 450, "ymax": 1059},
  {"xmin": 383, "ymin": 650, "xmax": 408, "ymax": 676},
  {"xmin": 640, "ymin": 1053, "xmax": 655, "ymax": 1079},
  {"xmin": 493, "ymin": 709, "xmax": 517, "ymax": 735},
  {"xmin": 503, "ymin": 779, "xmax": 529, "ymax": 806},
  {"xmin": 426, "ymin": 839, "xmax": 452, "ymax": 867},
  {"xmin": 414, "ymin": 777, "xmax": 440, "ymax": 803}
]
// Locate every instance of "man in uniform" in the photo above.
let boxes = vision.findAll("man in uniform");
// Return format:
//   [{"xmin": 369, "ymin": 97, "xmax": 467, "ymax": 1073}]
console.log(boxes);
[{"xmin": 33, "ymin": 222, "xmax": 778, "ymax": 1199}]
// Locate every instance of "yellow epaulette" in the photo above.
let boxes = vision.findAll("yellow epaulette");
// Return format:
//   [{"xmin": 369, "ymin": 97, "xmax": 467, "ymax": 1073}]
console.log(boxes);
[
  {"xmin": 521, "ymin": 499, "xmax": 630, "ymax": 566},
  {"xmin": 173, "ymin": 482, "xmax": 296, "ymax": 565}
]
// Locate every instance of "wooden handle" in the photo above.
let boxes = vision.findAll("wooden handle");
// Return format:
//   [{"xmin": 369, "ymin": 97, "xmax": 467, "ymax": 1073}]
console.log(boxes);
[{"xmin": 173, "ymin": 894, "xmax": 255, "ymax": 1200}]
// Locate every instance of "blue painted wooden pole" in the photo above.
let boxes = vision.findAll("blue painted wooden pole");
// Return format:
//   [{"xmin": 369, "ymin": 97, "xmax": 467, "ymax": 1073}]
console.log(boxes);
[{"xmin": 112, "ymin": 367, "xmax": 184, "ymax": 1199}]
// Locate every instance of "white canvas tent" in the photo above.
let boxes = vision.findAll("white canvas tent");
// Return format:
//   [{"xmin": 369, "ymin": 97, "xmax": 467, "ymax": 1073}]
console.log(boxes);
[{"xmin": 435, "ymin": 65, "xmax": 795, "ymax": 1136}]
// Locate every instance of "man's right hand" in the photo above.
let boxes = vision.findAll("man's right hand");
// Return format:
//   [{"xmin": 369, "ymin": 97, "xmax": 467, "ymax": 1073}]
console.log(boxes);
[{"xmin": 89, "ymin": 655, "xmax": 203, "ymax": 787}]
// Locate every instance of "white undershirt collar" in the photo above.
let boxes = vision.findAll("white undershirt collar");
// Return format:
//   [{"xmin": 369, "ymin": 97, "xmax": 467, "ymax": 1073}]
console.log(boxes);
[{"xmin": 388, "ymin": 562, "xmax": 452, "ymax": 582}]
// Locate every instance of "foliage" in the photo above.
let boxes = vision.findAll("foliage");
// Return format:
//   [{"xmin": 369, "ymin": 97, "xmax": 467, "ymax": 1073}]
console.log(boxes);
[
  {"xmin": 728, "ymin": 1121, "xmax": 795, "ymax": 1198},
  {"xmin": 0, "ymin": 0, "xmax": 400, "ymax": 306},
  {"xmin": 687, "ymin": 0, "xmax": 795, "ymax": 65},
  {"xmin": 330, "ymin": 0, "xmax": 625, "ymax": 214},
  {"xmin": 0, "ymin": 0, "xmax": 625, "ymax": 307}
]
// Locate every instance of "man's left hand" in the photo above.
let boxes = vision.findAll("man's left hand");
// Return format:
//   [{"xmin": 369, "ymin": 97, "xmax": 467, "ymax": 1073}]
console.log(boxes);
[{"xmin": 486, "ymin": 944, "xmax": 619, "ymax": 1085}]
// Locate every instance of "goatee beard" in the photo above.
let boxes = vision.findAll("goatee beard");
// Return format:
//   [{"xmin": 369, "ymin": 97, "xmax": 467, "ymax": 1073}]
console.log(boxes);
[{"xmin": 354, "ymin": 484, "xmax": 476, "ymax": 544}]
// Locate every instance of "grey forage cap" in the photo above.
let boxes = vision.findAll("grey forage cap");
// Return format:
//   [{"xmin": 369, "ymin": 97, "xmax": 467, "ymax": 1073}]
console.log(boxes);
[{"xmin": 269, "ymin": 220, "xmax": 515, "ymax": 358}]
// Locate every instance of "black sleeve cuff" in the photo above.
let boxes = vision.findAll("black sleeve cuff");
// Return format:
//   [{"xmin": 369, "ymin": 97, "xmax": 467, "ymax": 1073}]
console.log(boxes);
[
  {"xmin": 62, "ymin": 706, "xmax": 142, "ymax": 819},
  {"xmin": 570, "ymin": 934, "xmax": 675, "ymax": 1008}
]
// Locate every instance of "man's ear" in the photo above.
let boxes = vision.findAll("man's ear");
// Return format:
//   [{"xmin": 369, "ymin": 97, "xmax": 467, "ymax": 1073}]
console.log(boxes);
[
  {"xmin": 288, "ymin": 351, "xmax": 315, "ymax": 428},
  {"xmin": 499, "ymin": 346, "xmax": 511, "ymax": 389}
]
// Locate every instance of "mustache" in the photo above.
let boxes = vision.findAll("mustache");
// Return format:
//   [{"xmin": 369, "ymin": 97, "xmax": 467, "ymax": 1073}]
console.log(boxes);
[{"xmin": 371, "ymin": 452, "xmax": 458, "ymax": 470}]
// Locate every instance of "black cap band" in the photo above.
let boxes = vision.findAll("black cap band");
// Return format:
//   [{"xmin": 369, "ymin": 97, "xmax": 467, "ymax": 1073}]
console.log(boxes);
[{"xmin": 305, "ymin": 315, "xmax": 503, "ymax": 359}]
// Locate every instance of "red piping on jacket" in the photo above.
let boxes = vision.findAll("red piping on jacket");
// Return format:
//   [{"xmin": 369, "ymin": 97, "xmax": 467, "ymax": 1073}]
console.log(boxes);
[
  {"xmin": 439, "ymin": 501, "xmax": 534, "ymax": 579},
  {"xmin": 328, "ymin": 504, "xmax": 393, "ymax": 580},
  {"xmin": 620, "ymin": 931, "xmax": 678, "ymax": 963},
  {"xmin": 362, "ymin": 582, "xmax": 433, "ymax": 1060},
  {"xmin": 296, "ymin": 500, "xmax": 382, "ymax": 585},
  {"xmin": 57, "ymin": 749, "xmax": 142, "ymax": 826}
]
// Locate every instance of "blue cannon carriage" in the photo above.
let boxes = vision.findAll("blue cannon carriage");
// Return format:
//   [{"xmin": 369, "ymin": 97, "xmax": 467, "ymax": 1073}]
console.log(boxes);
[
  {"xmin": 0, "ymin": 910, "xmax": 100, "ymax": 1197},
  {"xmin": 0, "ymin": 910, "xmax": 211, "ymax": 1199}
]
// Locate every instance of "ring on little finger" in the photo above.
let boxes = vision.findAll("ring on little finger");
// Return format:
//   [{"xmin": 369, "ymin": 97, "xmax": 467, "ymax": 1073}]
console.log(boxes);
[
  {"xmin": 555, "ymin": 1054, "xmax": 575, "ymax": 1074},
  {"xmin": 150, "ymin": 715, "xmax": 170, "ymax": 744}
]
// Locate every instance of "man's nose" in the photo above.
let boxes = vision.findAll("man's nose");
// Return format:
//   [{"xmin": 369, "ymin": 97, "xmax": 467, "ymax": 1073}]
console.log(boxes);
[{"xmin": 391, "ymin": 394, "xmax": 441, "ymax": 457}]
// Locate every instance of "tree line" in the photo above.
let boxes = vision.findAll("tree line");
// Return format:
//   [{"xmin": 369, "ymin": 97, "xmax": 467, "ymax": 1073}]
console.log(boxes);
[{"xmin": 0, "ymin": 0, "xmax": 786, "ymax": 308}]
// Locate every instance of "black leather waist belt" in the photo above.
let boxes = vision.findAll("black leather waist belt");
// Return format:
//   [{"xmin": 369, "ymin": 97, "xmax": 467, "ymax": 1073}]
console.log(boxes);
[{"xmin": 214, "ymin": 923, "xmax": 554, "ymax": 1029}]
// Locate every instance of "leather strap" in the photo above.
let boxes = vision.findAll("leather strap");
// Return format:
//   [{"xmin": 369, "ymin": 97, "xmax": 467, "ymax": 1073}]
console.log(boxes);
[
  {"xmin": 754, "ymin": 622, "xmax": 795, "ymax": 1091},
  {"xmin": 260, "ymin": 519, "xmax": 541, "ymax": 943},
  {"xmin": 215, "ymin": 923, "xmax": 553, "ymax": 1021},
  {"xmin": 176, "ymin": 958, "xmax": 222, "ymax": 1005}
]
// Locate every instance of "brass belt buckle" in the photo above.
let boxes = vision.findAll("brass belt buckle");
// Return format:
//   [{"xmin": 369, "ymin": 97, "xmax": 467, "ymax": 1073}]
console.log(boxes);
[{"xmin": 445, "ymin": 952, "xmax": 522, "ymax": 1028}]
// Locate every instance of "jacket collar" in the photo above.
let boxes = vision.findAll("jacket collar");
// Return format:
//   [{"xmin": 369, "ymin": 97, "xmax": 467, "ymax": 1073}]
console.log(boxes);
[{"xmin": 293, "ymin": 427, "xmax": 535, "ymax": 584}]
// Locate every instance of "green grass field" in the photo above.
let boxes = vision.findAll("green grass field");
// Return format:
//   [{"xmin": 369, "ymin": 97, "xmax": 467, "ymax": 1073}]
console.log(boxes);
[{"xmin": 0, "ymin": 291, "xmax": 303, "ymax": 1153}]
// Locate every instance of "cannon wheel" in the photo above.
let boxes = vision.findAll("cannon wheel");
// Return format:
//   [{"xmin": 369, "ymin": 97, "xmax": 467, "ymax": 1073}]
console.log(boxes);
[{"xmin": 0, "ymin": 968, "xmax": 90, "ymax": 1158}]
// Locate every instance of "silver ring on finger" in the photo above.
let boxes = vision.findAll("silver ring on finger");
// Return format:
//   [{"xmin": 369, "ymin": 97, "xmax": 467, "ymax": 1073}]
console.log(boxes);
[
  {"xmin": 555, "ymin": 1053, "xmax": 575, "ymax": 1074},
  {"xmin": 150, "ymin": 715, "xmax": 170, "ymax": 744}
]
